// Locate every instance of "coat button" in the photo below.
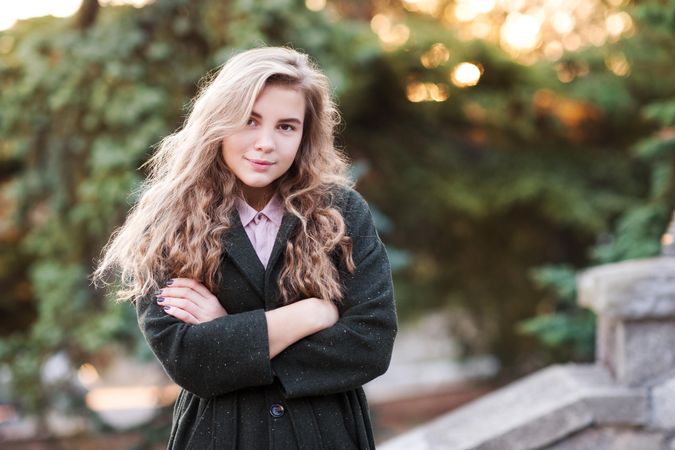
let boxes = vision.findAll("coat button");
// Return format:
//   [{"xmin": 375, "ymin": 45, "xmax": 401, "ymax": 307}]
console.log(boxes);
[{"xmin": 269, "ymin": 403, "xmax": 285, "ymax": 418}]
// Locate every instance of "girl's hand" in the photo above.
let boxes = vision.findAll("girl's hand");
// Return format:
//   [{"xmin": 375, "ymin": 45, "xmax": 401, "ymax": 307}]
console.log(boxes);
[{"xmin": 156, "ymin": 278, "xmax": 227, "ymax": 324}]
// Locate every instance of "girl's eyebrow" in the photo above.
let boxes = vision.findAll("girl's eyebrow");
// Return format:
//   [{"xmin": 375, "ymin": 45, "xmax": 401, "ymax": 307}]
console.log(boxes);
[{"xmin": 251, "ymin": 111, "xmax": 303, "ymax": 125}]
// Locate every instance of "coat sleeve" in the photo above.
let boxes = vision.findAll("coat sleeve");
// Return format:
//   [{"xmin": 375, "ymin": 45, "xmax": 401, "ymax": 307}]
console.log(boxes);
[
  {"xmin": 271, "ymin": 189, "xmax": 398, "ymax": 399},
  {"xmin": 136, "ymin": 295, "xmax": 274, "ymax": 398}
]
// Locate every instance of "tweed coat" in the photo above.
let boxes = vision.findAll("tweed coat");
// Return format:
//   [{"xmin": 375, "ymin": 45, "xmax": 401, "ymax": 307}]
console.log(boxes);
[{"xmin": 135, "ymin": 186, "xmax": 398, "ymax": 450}]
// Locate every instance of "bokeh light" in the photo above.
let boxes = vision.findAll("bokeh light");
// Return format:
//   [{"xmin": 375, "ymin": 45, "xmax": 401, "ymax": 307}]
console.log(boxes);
[
  {"xmin": 77, "ymin": 363, "xmax": 100, "ymax": 388},
  {"xmin": 99, "ymin": 0, "xmax": 154, "ymax": 6},
  {"xmin": 500, "ymin": 12, "xmax": 543, "ymax": 52},
  {"xmin": 605, "ymin": 52, "xmax": 631, "ymax": 76},
  {"xmin": 371, "ymin": 14, "xmax": 410, "ymax": 50},
  {"xmin": 450, "ymin": 62, "xmax": 483, "ymax": 87},
  {"xmin": 606, "ymin": 11, "xmax": 634, "ymax": 38},
  {"xmin": 305, "ymin": 0, "xmax": 326, "ymax": 12},
  {"xmin": 0, "ymin": 0, "xmax": 82, "ymax": 30},
  {"xmin": 402, "ymin": 0, "xmax": 441, "ymax": 15},
  {"xmin": 459, "ymin": 0, "xmax": 496, "ymax": 22},
  {"xmin": 420, "ymin": 43, "xmax": 450, "ymax": 68},
  {"xmin": 376, "ymin": 0, "xmax": 635, "ymax": 63},
  {"xmin": 406, "ymin": 81, "xmax": 449, "ymax": 102},
  {"xmin": 0, "ymin": 0, "xmax": 155, "ymax": 31}
]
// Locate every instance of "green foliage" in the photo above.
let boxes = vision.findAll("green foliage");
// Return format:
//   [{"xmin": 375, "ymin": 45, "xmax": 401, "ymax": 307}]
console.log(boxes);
[
  {"xmin": 518, "ymin": 265, "xmax": 594, "ymax": 360},
  {"xmin": 643, "ymin": 100, "xmax": 675, "ymax": 127},
  {"xmin": 0, "ymin": 0, "xmax": 213, "ymax": 418}
]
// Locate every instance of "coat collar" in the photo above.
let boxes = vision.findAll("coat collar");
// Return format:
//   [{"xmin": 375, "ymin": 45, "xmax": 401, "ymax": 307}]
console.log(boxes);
[{"xmin": 223, "ymin": 208, "xmax": 299, "ymax": 301}]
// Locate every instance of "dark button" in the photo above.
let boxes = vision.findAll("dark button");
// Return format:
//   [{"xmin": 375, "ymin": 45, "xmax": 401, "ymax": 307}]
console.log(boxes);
[
  {"xmin": 256, "ymin": 213, "xmax": 264, "ymax": 221},
  {"xmin": 269, "ymin": 403, "xmax": 285, "ymax": 418}
]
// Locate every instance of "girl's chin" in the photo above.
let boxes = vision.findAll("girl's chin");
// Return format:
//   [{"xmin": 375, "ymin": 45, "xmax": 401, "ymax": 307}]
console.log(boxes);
[
  {"xmin": 242, "ymin": 180, "xmax": 272, "ymax": 188},
  {"xmin": 238, "ymin": 179, "xmax": 277, "ymax": 190}
]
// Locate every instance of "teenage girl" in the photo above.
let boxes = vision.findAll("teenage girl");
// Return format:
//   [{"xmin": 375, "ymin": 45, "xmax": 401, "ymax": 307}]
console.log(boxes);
[{"xmin": 93, "ymin": 46, "xmax": 397, "ymax": 449}]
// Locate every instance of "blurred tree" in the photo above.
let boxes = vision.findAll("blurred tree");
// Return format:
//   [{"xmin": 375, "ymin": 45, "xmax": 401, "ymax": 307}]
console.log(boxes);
[
  {"xmin": 77, "ymin": 0, "xmax": 101, "ymax": 29},
  {"xmin": 345, "ymin": 2, "xmax": 646, "ymax": 371},
  {"xmin": 0, "ymin": 0, "xmax": 226, "ymax": 430},
  {"xmin": 519, "ymin": 0, "xmax": 675, "ymax": 364}
]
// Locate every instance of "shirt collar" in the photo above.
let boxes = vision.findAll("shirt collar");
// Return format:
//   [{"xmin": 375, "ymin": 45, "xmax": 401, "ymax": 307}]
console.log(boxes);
[{"xmin": 235, "ymin": 192, "xmax": 284, "ymax": 227}]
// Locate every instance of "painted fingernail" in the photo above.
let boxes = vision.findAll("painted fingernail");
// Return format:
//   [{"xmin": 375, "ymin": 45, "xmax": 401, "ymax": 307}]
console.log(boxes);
[
  {"xmin": 163, "ymin": 306, "xmax": 170, "ymax": 311},
  {"xmin": 156, "ymin": 297, "xmax": 165, "ymax": 303},
  {"xmin": 166, "ymin": 279, "xmax": 174, "ymax": 286}
]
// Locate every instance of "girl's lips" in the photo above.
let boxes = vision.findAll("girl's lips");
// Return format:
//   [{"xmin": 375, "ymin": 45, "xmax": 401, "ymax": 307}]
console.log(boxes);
[
  {"xmin": 247, "ymin": 158, "xmax": 274, "ymax": 165},
  {"xmin": 246, "ymin": 158, "xmax": 275, "ymax": 171}
]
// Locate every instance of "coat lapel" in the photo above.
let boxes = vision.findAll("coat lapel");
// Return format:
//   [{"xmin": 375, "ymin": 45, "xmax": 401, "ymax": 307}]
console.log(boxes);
[
  {"xmin": 223, "ymin": 209, "xmax": 300, "ymax": 303},
  {"xmin": 223, "ymin": 210, "xmax": 266, "ymax": 299},
  {"xmin": 264, "ymin": 212, "xmax": 300, "ymax": 298}
]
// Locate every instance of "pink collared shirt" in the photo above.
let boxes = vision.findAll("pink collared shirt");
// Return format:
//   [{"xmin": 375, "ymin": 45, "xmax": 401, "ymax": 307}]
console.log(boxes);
[{"xmin": 234, "ymin": 193, "xmax": 284, "ymax": 269}]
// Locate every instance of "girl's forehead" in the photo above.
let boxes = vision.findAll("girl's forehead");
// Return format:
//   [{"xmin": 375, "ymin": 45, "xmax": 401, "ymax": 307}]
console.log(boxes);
[
  {"xmin": 252, "ymin": 85, "xmax": 306, "ymax": 117},
  {"xmin": 257, "ymin": 83, "xmax": 304, "ymax": 99}
]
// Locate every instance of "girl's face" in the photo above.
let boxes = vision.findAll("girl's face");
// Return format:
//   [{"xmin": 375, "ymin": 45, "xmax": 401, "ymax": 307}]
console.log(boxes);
[{"xmin": 222, "ymin": 84, "xmax": 305, "ymax": 205}]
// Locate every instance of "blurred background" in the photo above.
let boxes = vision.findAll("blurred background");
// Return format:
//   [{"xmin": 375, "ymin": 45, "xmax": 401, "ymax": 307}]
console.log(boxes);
[{"xmin": 1, "ymin": 0, "xmax": 674, "ymax": 448}]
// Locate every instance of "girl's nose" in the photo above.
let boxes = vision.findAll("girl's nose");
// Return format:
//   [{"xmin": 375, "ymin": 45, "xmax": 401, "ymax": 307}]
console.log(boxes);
[{"xmin": 254, "ymin": 129, "xmax": 275, "ymax": 152}]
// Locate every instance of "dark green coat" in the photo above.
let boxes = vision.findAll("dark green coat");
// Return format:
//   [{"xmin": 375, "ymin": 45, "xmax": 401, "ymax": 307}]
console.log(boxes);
[{"xmin": 136, "ymin": 186, "xmax": 398, "ymax": 449}]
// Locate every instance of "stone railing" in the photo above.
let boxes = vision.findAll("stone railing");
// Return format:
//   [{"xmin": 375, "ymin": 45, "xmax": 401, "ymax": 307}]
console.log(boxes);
[{"xmin": 380, "ymin": 231, "xmax": 675, "ymax": 449}]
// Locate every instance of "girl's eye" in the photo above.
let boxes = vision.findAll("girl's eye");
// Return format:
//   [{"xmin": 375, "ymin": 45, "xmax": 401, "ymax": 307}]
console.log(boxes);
[
  {"xmin": 279, "ymin": 124, "xmax": 296, "ymax": 132},
  {"xmin": 246, "ymin": 118, "xmax": 257, "ymax": 126}
]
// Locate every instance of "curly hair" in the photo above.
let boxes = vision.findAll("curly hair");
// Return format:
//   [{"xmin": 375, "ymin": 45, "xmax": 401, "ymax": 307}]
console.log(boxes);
[{"xmin": 92, "ymin": 45, "xmax": 356, "ymax": 305}]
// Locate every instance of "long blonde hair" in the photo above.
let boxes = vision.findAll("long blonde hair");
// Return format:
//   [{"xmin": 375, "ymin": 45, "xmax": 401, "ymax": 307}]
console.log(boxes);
[{"xmin": 92, "ymin": 46, "xmax": 356, "ymax": 304}]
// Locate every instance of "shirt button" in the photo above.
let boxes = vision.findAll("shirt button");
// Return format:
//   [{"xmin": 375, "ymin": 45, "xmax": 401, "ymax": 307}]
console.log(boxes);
[
  {"xmin": 269, "ymin": 403, "xmax": 285, "ymax": 418},
  {"xmin": 256, "ymin": 213, "xmax": 264, "ymax": 221}
]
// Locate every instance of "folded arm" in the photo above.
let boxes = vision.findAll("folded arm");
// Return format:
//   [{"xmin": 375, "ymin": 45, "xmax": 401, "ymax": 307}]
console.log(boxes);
[
  {"xmin": 272, "ymin": 190, "xmax": 398, "ymax": 399},
  {"xmin": 137, "ymin": 281, "xmax": 338, "ymax": 398}
]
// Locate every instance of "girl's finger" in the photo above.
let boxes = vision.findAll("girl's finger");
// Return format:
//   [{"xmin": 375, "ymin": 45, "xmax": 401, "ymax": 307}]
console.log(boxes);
[
  {"xmin": 157, "ymin": 296, "xmax": 206, "ymax": 323},
  {"xmin": 156, "ymin": 296, "xmax": 196, "ymax": 313},
  {"xmin": 162, "ymin": 305, "xmax": 199, "ymax": 324},
  {"xmin": 166, "ymin": 278, "xmax": 214, "ymax": 300},
  {"xmin": 157, "ymin": 287, "xmax": 204, "ymax": 311}
]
